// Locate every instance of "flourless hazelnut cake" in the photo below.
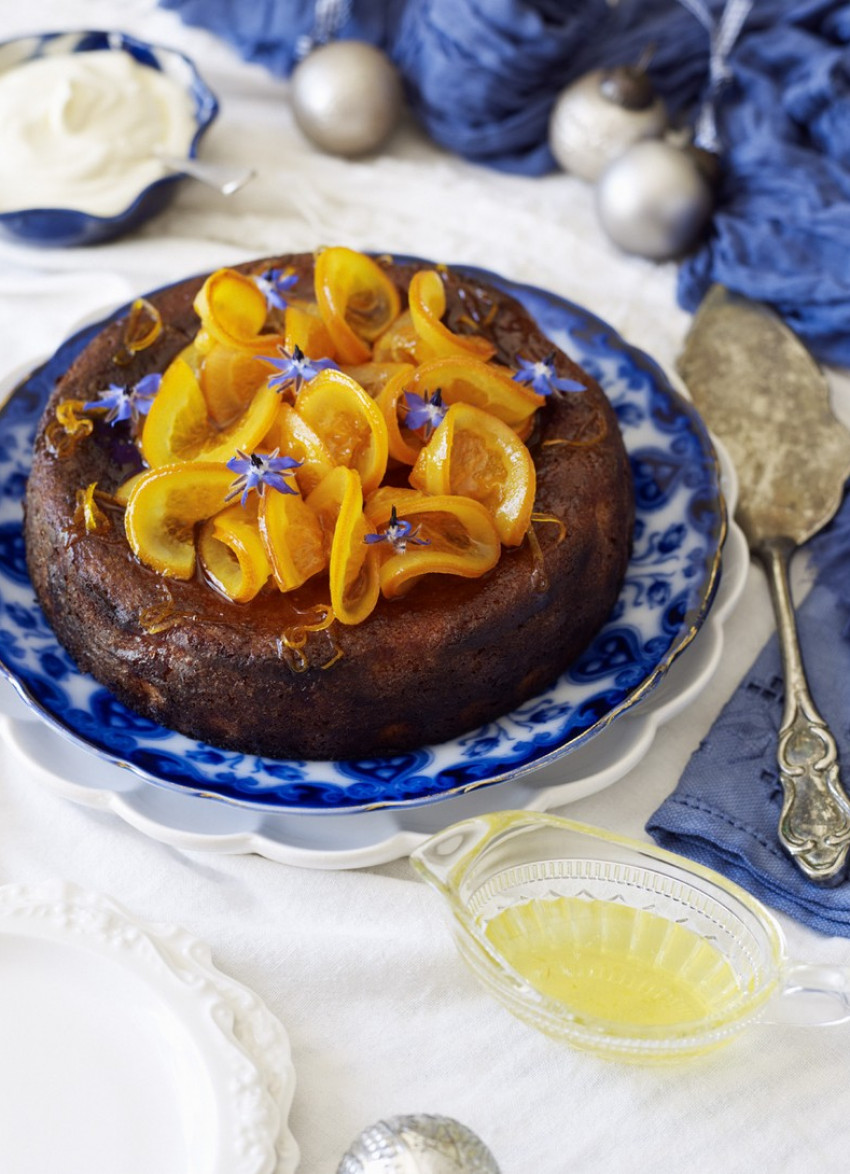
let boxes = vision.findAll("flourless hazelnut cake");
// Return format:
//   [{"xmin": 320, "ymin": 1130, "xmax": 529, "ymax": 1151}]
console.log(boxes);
[{"xmin": 24, "ymin": 248, "xmax": 634, "ymax": 760}]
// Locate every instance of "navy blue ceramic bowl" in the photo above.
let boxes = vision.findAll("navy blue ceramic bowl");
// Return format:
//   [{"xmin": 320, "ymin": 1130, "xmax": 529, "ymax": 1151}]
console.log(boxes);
[{"xmin": 0, "ymin": 29, "xmax": 219, "ymax": 247}]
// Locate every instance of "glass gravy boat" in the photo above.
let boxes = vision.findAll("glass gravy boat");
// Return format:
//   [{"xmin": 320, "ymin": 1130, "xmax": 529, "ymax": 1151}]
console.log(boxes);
[{"xmin": 410, "ymin": 811, "xmax": 850, "ymax": 1062}]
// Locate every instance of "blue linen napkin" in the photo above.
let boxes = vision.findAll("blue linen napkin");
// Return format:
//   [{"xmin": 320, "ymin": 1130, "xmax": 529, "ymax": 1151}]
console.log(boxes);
[{"xmin": 647, "ymin": 490, "xmax": 850, "ymax": 936}]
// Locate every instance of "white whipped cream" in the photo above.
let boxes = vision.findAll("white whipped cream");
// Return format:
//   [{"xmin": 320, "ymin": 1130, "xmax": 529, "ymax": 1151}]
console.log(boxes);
[{"xmin": 0, "ymin": 50, "xmax": 197, "ymax": 216}]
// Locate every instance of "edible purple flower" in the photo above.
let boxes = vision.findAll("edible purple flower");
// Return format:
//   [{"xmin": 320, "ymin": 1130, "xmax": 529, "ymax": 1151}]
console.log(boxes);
[
  {"xmin": 226, "ymin": 448, "xmax": 302, "ymax": 507},
  {"xmin": 403, "ymin": 388, "xmax": 446, "ymax": 437},
  {"xmin": 364, "ymin": 505, "xmax": 430, "ymax": 554},
  {"xmin": 261, "ymin": 344, "xmax": 338, "ymax": 394},
  {"xmin": 513, "ymin": 353, "xmax": 584, "ymax": 397},
  {"xmin": 253, "ymin": 267, "xmax": 298, "ymax": 312},
  {"xmin": 83, "ymin": 373, "xmax": 162, "ymax": 425}
]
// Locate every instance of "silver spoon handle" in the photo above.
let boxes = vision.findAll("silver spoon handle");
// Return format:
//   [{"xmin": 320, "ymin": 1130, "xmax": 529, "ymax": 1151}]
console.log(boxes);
[
  {"xmin": 757, "ymin": 536, "xmax": 850, "ymax": 883},
  {"xmin": 158, "ymin": 154, "xmax": 256, "ymax": 196}
]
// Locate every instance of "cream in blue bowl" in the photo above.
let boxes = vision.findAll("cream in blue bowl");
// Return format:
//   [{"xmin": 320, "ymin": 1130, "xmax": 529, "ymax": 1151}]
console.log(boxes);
[{"xmin": 0, "ymin": 29, "xmax": 218, "ymax": 247}]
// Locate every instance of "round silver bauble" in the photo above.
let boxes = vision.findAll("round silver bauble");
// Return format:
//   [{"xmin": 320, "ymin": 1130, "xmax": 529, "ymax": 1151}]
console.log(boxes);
[
  {"xmin": 595, "ymin": 138, "xmax": 715, "ymax": 261},
  {"xmin": 548, "ymin": 66, "xmax": 668, "ymax": 182},
  {"xmin": 336, "ymin": 1113, "xmax": 501, "ymax": 1174},
  {"xmin": 291, "ymin": 40, "xmax": 403, "ymax": 157}
]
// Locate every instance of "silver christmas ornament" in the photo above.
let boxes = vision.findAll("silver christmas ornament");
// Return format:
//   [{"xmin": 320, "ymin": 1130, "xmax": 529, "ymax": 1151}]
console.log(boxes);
[
  {"xmin": 337, "ymin": 1113, "xmax": 501, "ymax": 1174},
  {"xmin": 548, "ymin": 65, "xmax": 668, "ymax": 182},
  {"xmin": 595, "ymin": 138, "xmax": 715, "ymax": 260},
  {"xmin": 291, "ymin": 40, "xmax": 403, "ymax": 157}
]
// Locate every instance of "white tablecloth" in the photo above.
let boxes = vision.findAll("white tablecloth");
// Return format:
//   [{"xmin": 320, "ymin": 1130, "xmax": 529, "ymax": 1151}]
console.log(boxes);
[{"xmin": 2, "ymin": 3, "xmax": 850, "ymax": 1171}]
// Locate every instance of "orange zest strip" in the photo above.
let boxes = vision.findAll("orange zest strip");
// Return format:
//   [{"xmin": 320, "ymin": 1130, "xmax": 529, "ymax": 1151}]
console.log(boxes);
[
  {"xmin": 74, "ymin": 482, "xmax": 111, "ymax": 535},
  {"xmin": 530, "ymin": 511, "xmax": 567, "ymax": 544},
  {"xmin": 114, "ymin": 298, "xmax": 163, "ymax": 365}
]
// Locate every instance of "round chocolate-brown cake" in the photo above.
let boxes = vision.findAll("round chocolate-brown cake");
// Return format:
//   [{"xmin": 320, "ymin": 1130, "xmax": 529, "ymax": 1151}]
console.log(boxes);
[{"xmin": 24, "ymin": 251, "xmax": 633, "ymax": 760}]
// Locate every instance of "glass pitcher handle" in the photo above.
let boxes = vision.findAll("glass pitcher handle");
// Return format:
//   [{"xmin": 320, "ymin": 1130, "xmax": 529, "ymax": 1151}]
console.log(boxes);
[{"xmin": 764, "ymin": 963, "xmax": 850, "ymax": 1028}]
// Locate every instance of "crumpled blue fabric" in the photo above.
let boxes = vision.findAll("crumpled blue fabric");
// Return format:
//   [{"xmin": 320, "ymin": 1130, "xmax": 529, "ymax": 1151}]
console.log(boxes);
[
  {"xmin": 677, "ymin": 12, "xmax": 850, "ymax": 366},
  {"xmin": 647, "ymin": 492, "xmax": 850, "ymax": 937},
  {"xmin": 160, "ymin": 0, "xmax": 850, "ymax": 367},
  {"xmin": 158, "ymin": 0, "xmax": 407, "ymax": 76}
]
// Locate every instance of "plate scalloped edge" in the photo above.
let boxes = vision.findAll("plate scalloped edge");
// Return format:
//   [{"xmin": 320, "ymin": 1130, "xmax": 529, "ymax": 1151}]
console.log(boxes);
[
  {"xmin": 0, "ymin": 878, "xmax": 299, "ymax": 1172},
  {"xmin": 0, "ymin": 436, "xmax": 747, "ymax": 869}
]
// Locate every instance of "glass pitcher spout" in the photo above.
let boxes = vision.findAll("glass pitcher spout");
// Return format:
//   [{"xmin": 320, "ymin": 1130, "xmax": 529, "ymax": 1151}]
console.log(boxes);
[{"xmin": 409, "ymin": 812, "xmax": 517, "ymax": 894}]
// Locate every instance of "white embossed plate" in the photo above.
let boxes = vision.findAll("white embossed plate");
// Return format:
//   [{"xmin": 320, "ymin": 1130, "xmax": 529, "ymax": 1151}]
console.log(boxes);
[
  {"xmin": 0, "ymin": 269, "xmax": 727, "ymax": 815},
  {"xmin": 0, "ymin": 881, "xmax": 298, "ymax": 1174}
]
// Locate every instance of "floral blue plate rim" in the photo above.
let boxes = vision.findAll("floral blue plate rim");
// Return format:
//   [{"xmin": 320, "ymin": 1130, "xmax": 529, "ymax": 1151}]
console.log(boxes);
[{"xmin": 0, "ymin": 266, "xmax": 725, "ymax": 813}]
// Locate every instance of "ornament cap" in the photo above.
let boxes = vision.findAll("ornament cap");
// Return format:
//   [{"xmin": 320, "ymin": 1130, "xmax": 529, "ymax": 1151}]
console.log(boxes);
[
  {"xmin": 686, "ymin": 143, "xmax": 723, "ymax": 187},
  {"xmin": 599, "ymin": 64, "xmax": 656, "ymax": 111}
]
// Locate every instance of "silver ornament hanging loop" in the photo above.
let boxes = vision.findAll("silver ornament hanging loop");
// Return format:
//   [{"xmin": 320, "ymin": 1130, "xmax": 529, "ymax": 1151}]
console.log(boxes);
[
  {"xmin": 677, "ymin": 0, "xmax": 753, "ymax": 152},
  {"xmin": 295, "ymin": 0, "xmax": 354, "ymax": 62}
]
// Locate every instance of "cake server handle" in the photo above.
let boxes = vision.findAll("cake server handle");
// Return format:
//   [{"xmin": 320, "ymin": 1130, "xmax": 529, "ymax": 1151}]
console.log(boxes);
[{"xmin": 757, "ymin": 536, "xmax": 850, "ymax": 884}]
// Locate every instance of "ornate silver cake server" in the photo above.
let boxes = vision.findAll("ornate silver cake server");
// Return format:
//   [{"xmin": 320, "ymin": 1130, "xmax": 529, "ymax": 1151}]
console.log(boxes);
[{"xmin": 678, "ymin": 285, "xmax": 850, "ymax": 883}]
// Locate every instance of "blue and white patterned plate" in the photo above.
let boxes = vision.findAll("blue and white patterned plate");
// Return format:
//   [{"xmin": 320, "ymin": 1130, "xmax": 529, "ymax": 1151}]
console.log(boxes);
[{"xmin": 0, "ymin": 270, "xmax": 725, "ymax": 814}]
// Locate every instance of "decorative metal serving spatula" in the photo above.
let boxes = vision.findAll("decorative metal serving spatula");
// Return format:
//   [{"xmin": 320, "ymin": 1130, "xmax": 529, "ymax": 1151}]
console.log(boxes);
[{"xmin": 678, "ymin": 285, "xmax": 850, "ymax": 884}]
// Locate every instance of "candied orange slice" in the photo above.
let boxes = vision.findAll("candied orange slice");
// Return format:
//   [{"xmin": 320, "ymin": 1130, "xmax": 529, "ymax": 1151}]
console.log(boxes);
[
  {"xmin": 365, "ymin": 492, "xmax": 501, "ymax": 598},
  {"xmin": 284, "ymin": 302, "xmax": 336, "ymax": 360},
  {"xmin": 125, "ymin": 463, "xmax": 234, "ymax": 579},
  {"xmin": 142, "ymin": 356, "xmax": 280, "ymax": 467},
  {"xmin": 374, "ymin": 364, "xmax": 422, "ymax": 465},
  {"xmin": 141, "ymin": 357, "xmax": 209, "ymax": 465},
  {"xmin": 198, "ymin": 503, "xmax": 272, "ymax": 603},
  {"xmin": 262, "ymin": 403, "xmax": 336, "ymax": 496},
  {"xmin": 259, "ymin": 486, "xmax": 327, "ymax": 592},
  {"xmin": 113, "ymin": 470, "xmax": 148, "ymax": 507},
  {"xmin": 372, "ymin": 308, "xmax": 418, "ymax": 364},
  {"xmin": 314, "ymin": 247, "xmax": 401, "ymax": 364},
  {"xmin": 406, "ymin": 356, "xmax": 542, "ymax": 430},
  {"xmin": 341, "ymin": 361, "xmax": 412, "ymax": 396},
  {"xmin": 296, "ymin": 369, "xmax": 388, "ymax": 495},
  {"xmin": 306, "ymin": 466, "xmax": 380, "ymax": 625},
  {"xmin": 408, "ymin": 270, "xmax": 496, "ymax": 364},
  {"xmin": 364, "ymin": 484, "xmax": 422, "ymax": 520},
  {"xmin": 200, "ymin": 342, "xmax": 272, "ymax": 427},
  {"xmin": 410, "ymin": 402, "xmax": 536, "ymax": 546},
  {"xmin": 193, "ymin": 268, "xmax": 280, "ymax": 353}
]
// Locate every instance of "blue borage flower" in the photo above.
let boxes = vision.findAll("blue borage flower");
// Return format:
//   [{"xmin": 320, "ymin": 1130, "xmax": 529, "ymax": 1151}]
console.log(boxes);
[
  {"xmin": 402, "ymin": 388, "xmax": 446, "ymax": 437},
  {"xmin": 364, "ymin": 505, "xmax": 431, "ymax": 554},
  {"xmin": 513, "ymin": 353, "xmax": 585, "ymax": 397},
  {"xmin": 261, "ymin": 343, "xmax": 339, "ymax": 394},
  {"xmin": 83, "ymin": 373, "xmax": 162, "ymax": 425},
  {"xmin": 226, "ymin": 448, "xmax": 302, "ymax": 507},
  {"xmin": 253, "ymin": 267, "xmax": 298, "ymax": 312}
]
